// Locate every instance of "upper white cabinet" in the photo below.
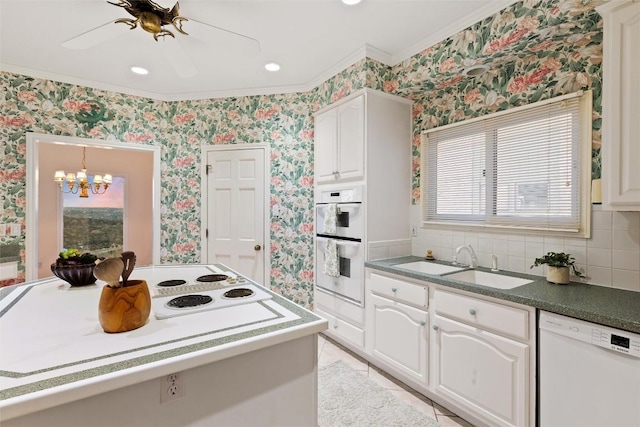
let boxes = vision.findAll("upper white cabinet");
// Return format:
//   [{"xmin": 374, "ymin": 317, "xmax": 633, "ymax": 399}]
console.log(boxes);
[
  {"xmin": 597, "ymin": 0, "xmax": 640, "ymax": 210},
  {"xmin": 315, "ymin": 95, "xmax": 365, "ymax": 183},
  {"xmin": 314, "ymin": 89, "xmax": 412, "ymax": 185},
  {"xmin": 314, "ymin": 108, "xmax": 339, "ymax": 183}
]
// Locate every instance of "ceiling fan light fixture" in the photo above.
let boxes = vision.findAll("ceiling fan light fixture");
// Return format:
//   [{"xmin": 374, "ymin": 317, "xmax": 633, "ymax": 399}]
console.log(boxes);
[
  {"xmin": 131, "ymin": 66, "xmax": 149, "ymax": 75},
  {"xmin": 264, "ymin": 62, "xmax": 281, "ymax": 72},
  {"xmin": 342, "ymin": 0, "xmax": 362, "ymax": 5}
]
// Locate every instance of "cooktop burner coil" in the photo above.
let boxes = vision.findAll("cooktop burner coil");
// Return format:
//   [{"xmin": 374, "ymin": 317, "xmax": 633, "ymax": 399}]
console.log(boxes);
[
  {"xmin": 222, "ymin": 288, "xmax": 255, "ymax": 299},
  {"xmin": 157, "ymin": 279, "xmax": 187, "ymax": 287},
  {"xmin": 166, "ymin": 294, "xmax": 213, "ymax": 309},
  {"xmin": 196, "ymin": 274, "xmax": 228, "ymax": 283}
]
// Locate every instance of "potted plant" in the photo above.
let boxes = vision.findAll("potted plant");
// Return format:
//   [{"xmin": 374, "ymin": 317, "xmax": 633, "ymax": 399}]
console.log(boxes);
[
  {"xmin": 531, "ymin": 252, "xmax": 584, "ymax": 284},
  {"xmin": 51, "ymin": 248, "xmax": 101, "ymax": 286}
]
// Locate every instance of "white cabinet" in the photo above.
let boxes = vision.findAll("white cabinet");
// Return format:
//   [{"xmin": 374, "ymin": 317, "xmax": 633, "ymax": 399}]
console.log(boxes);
[
  {"xmin": 314, "ymin": 89, "xmax": 411, "ymax": 188},
  {"xmin": 313, "ymin": 90, "xmax": 412, "ymax": 352},
  {"xmin": 314, "ymin": 108, "xmax": 338, "ymax": 183},
  {"xmin": 315, "ymin": 287, "xmax": 365, "ymax": 350},
  {"xmin": 432, "ymin": 315, "xmax": 529, "ymax": 427},
  {"xmin": 597, "ymin": 0, "xmax": 640, "ymax": 210},
  {"xmin": 431, "ymin": 289, "xmax": 534, "ymax": 427},
  {"xmin": 314, "ymin": 95, "xmax": 365, "ymax": 184},
  {"xmin": 367, "ymin": 273, "xmax": 428, "ymax": 386}
]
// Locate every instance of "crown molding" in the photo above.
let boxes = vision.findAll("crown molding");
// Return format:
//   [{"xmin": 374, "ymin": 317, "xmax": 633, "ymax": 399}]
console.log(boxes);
[
  {"xmin": 391, "ymin": 0, "xmax": 520, "ymax": 64},
  {"xmin": 1, "ymin": 1, "xmax": 517, "ymax": 102},
  {"xmin": 1, "ymin": 63, "xmax": 304, "ymax": 101},
  {"xmin": 0, "ymin": 63, "xmax": 168, "ymax": 101}
]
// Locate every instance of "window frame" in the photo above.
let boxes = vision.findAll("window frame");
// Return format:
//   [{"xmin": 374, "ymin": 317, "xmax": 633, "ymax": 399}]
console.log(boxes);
[{"xmin": 421, "ymin": 90, "xmax": 592, "ymax": 238}]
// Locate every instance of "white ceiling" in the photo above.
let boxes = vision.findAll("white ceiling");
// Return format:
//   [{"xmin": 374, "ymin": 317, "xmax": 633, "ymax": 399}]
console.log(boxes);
[{"xmin": 0, "ymin": 0, "xmax": 516, "ymax": 101}]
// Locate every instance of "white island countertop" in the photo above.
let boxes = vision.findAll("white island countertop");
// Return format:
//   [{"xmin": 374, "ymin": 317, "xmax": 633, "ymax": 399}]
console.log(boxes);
[{"xmin": 0, "ymin": 264, "xmax": 327, "ymax": 423}]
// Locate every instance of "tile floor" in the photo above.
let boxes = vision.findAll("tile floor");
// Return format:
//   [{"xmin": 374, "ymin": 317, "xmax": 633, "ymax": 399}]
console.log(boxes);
[{"xmin": 318, "ymin": 333, "xmax": 474, "ymax": 427}]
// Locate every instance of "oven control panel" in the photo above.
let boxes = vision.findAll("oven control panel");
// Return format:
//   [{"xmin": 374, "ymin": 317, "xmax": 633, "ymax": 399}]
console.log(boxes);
[{"xmin": 316, "ymin": 185, "xmax": 363, "ymax": 203}]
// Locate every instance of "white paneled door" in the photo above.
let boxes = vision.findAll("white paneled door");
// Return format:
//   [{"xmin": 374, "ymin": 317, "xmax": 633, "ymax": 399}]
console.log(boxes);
[{"xmin": 206, "ymin": 148, "xmax": 265, "ymax": 284}]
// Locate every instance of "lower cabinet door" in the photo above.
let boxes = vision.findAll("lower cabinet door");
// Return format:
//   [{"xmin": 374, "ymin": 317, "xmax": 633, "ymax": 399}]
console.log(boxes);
[
  {"xmin": 369, "ymin": 294, "xmax": 428, "ymax": 384},
  {"xmin": 431, "ymin": 315, "xmax": 529, "ymax": 427}
]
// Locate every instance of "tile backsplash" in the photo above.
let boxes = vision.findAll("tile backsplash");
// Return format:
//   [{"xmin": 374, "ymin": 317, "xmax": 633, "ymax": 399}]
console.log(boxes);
[{"xmin": 411, "ymin": 205, "xmax": 640, "ymax": 292}]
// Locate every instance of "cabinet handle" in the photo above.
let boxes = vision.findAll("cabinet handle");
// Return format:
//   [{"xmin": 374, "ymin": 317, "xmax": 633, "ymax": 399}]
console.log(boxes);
[
  {"xmin": 391, "ymin": 287, "xmax": 398, "ymax": 293},
  {"xmin": 420, "ymin": 320, "xmax": 426, "ymax": 326},
  {"xmin": 469, "ymin": 308, "xmax": 477, "ymax": 316},
  {"xmin": 333, "ymin": 324, "xmax": 338, "ymax": 329},
  {"xmin": 432, "ymin": 325, "xmax": 439, "ymax": 331}
]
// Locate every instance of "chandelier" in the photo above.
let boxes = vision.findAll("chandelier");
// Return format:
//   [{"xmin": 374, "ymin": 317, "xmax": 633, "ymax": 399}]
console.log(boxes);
[{"xmin": 54, "ymin": 147, "xmax": 112, "ymax": 198}]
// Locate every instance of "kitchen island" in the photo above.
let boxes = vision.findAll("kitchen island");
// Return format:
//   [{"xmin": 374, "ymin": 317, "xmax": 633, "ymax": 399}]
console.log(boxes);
[{"xmin": 0, "ymin": 264, "xmax": 327, "ymax": 426}]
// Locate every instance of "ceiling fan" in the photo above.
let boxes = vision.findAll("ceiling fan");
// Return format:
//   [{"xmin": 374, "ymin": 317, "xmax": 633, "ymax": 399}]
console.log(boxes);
[
  {"xmin": 109, "ymin": 0, "xmax": 189, "ymax": 41},
  {"xmin": 62, "ymin": 0, "xmax": 260, "ymax": 78}
]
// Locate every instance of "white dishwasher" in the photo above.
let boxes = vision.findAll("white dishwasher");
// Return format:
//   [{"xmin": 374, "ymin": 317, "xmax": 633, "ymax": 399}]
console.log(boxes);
[{"xmin": 539, "ymin": 311, "xmax": 640, "ymax": 427}]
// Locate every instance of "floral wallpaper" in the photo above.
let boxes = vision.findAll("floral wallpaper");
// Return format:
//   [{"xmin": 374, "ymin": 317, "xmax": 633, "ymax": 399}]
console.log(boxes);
[
  {"xmin": 370, "ymin": 0, "xmax": 604, "ymax": 201},
  {"xmin": 0, "ymin": 0, "xmax": 604, "ymax": 307}
]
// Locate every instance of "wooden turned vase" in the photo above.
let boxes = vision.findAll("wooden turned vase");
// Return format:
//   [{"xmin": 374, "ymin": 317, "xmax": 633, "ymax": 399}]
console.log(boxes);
[{"xmin": 98, "ymin": 279, "xmax": 151, "ymax": 333}]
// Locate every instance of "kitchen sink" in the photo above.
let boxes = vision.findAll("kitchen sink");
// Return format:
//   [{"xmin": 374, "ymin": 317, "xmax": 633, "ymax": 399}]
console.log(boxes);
[
  {"xmin": 393, "ymin": 261, "xmax": 466, "ymax": 275},
  {"xmin": 444, "ymin": 270, "xmax": 533, "ymax": 290}
]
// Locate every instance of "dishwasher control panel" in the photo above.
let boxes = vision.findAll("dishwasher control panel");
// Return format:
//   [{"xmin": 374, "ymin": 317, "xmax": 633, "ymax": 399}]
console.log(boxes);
[
  {"xmin": 591, "ymin": 328, "xmax": 640, "ymax": 356},
  {"xmin": 540, "ymin": 312, "xmax": 640, "ymax": 358}
]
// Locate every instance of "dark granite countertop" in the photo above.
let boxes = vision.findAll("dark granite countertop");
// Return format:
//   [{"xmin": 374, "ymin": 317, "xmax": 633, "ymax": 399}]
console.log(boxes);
[{"xmin": 366, "ymin": 256, "xmax": 640, "ymax": 334}]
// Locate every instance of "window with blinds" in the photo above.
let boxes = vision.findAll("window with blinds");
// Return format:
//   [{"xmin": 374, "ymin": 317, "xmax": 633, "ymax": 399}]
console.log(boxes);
[{"xmin": 422, "ymin": 91, "xmax": 591, "ymax": 236}]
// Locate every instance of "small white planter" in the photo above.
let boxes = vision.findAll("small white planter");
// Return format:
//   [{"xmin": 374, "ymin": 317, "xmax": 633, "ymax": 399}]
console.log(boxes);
[{"xmin": 546, "ymin": 266, "xmax": 570, "ymax": 284}]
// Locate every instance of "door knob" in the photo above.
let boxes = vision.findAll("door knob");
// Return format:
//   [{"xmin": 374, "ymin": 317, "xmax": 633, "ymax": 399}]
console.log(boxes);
[{"xmin": 254, "ymin": 245, "xmax": 262, "ymax": 251}]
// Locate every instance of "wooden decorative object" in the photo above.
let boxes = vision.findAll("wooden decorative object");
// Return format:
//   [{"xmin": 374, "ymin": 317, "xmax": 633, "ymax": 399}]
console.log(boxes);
[{"xmin": 98, "ymin": 279, "xmax": 151, "ymax": 333}]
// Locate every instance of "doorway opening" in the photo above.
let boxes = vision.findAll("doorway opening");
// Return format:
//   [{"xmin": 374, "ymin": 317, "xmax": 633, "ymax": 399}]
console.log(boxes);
[{"xmin": 26, "ymin": 132, "xmax": 161, "ymax": 281}]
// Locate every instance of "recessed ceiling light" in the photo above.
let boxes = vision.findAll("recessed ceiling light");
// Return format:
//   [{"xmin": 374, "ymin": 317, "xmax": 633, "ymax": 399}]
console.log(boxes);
[
  {"xmin": 264, "ymin": 62, "xmax": 280, "ymax": 72},
  {"xmin": 342, "ymin": 0, "xmax": 362, "ymax": 4},
  {"xmin": 462, "ymin": 64, "xmax": 490, "ymax": 77},
  {"xmin": 130, "ymin": 66, "xmax": 149, "ymax": 75}
]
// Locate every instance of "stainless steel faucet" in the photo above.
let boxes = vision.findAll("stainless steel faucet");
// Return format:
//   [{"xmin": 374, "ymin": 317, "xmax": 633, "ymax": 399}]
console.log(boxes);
[
  {"xmin": 455, "ymin": 245, "xmax": 478, "ymax": 268},
  {"xmin": 491, "ymin": 254, "xmax": 499, "ymax": 272}
]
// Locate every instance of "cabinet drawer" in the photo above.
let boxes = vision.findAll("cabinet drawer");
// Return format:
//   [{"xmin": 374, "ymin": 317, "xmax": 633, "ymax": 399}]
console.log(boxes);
[
  {"xmin": 433, "ymin": 289, "xmax": 529, "ymax": 340},
  {"xmin": 369, "ymin": 273, "xmax": 428, "ymax": 308},
  {"xmin": 315, "ymin": 288, "xmax": 364, "ymax": 326},
  {"xmin": 315, "ymin": 307, "xmax": 365, "ymax": 348}
]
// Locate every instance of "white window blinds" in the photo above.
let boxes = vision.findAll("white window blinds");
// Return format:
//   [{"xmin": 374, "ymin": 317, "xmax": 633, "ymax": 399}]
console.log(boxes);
[{"xmin": 423, "ymin": 91, "xmax": 591, "ymax": 235}]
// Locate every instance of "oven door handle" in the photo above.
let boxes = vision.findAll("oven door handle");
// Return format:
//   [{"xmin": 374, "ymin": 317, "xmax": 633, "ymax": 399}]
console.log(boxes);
[
  {"xmin": 316, "ymin": 203, "xmax": 361, "ymax": 209},
  {"xmin": 316, "ymin": 236, "xmax": 361, "ymax": 247}
]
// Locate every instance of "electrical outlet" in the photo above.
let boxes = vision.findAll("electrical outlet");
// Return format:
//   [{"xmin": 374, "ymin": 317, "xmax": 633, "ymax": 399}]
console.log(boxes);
[{"xmin": 160, "ymin": 372, "xmax": 185, "ymax": 404}]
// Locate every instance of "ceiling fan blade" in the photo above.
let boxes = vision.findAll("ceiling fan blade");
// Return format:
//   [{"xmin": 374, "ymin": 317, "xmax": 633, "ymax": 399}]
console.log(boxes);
[
  {"xmin": 62, "ymin": 21, "xmax": 121, "ymax": 50},
  {"xmin": 159, "ymin": 38, "xmax": 198, "ymax": 78},
  {"xmin": 186, "ymin": 18, "xmax": 261, "ymax": 57}
]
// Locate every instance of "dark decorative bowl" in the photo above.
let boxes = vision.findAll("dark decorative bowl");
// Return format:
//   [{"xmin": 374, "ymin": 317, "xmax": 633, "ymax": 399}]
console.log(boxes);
[{"xmin": 51, "ymin": 263, "xmax": 98, "ymax": 286}]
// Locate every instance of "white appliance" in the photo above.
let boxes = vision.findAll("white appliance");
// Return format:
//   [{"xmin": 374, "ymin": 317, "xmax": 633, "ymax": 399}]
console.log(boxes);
[
  {"xmin": 539, "ymin": 311, "xmax": 640, "ymax": 427},
  {"xmin": 148, "ymin": 265, "xmax": 273, "ymax": 319},
  {"xmin": 315, "ymin": 186, "xmax": 364, "ymax": 239},
  {"xmin": 315, "ymin": 185, "xmax": 365, "ymax": 305}
]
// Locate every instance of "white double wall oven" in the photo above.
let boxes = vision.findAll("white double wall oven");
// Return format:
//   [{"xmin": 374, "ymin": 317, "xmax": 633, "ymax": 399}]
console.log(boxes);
[{"xmin": 315, "ymin": 186, "xmax": 365, "ymax": 306}]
